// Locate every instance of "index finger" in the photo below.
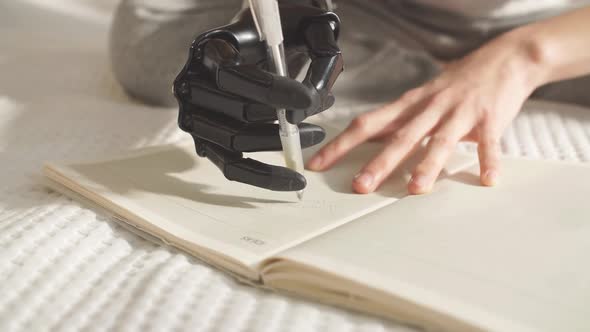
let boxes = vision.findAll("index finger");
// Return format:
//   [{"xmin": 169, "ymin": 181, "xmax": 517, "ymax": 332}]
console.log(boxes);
[
  {"xmin": 196, "ymin": 137, "xmax": 307, "ymax": 191},
  {"xmin": 218, "ymin": 65, "xmax": 314, "ymax": 114},
  {"xmin": 307, "ymin": 91, "xmax": 423, "ymax": 171}
]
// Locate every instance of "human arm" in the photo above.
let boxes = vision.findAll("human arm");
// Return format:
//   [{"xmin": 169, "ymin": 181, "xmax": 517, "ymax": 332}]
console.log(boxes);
[{"xmin": 307, "ymin": 6, "xmax": 590, "ymax": 194}]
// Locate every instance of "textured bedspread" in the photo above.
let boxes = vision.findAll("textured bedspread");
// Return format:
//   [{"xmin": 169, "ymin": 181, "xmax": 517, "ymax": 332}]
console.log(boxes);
[{"xmin": 1, "ymin": 2, "xmax": 589, "ymax": 332}]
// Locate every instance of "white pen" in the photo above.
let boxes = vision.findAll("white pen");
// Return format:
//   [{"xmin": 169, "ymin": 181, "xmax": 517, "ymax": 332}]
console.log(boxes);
[{"xmin": 249, "ymin": 0, "xmax": 306, "ymax": 200}]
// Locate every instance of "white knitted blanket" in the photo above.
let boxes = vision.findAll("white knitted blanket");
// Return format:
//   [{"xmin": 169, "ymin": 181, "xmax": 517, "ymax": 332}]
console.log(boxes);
[{"xmin": 1, "ymin": 2, "xmax": 589, "ymax": 332}]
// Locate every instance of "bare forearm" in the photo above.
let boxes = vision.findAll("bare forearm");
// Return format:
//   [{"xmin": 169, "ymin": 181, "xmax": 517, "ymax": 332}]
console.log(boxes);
[
  {"xmin": 308, "ymin": 6, "xmax": 590, "ymax": 195},
  {"xmin": 512, "ymin": 6, "xmax": 590, "ymax": 86}
]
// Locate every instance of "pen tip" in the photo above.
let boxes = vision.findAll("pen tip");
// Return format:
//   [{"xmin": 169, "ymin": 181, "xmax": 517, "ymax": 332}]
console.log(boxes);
[{"xmin": 296, "ymin": 190, "xmax": 304, "ymax": 201}]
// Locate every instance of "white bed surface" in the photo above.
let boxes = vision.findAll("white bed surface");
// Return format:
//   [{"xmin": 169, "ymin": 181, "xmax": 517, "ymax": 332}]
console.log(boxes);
[{"xmin": 1, "ymin": 2, "xmax": 590, "ymax": 332}]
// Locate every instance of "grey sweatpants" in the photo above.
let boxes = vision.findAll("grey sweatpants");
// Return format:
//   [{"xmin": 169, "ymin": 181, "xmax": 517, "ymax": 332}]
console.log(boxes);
[{"xmin": 109, "ymin": 0, "xmax": 590, "ymax": 107}]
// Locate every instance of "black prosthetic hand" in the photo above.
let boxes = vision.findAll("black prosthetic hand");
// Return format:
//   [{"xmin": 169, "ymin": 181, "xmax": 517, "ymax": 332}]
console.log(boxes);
[{"xmin": 173, "ymin": 3, "xmax": 343, "ymax": 192}]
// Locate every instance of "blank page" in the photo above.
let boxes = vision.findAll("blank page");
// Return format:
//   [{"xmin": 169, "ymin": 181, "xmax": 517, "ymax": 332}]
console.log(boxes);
[
  {"xmin": 47, "ymin": 131, "xmax": 457, "ymax": 268},
  {"xmin": 276, "ymin": 158, "xmax": 590, "ymax": 331}
]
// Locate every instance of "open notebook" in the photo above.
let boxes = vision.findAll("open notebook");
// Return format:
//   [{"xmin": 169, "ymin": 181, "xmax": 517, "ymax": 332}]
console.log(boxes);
[{"xmin": 44, "ymin": 125, "xmax": 590, "ymax": 332}]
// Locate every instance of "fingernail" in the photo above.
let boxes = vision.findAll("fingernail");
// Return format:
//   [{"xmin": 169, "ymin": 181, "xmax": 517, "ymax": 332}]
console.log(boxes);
[
  {"xmin": 354, "ymin": 172, "xmax": 374, "ymax": 189},
  {"xmin": 410, "ymin": 175, "xmax": 427, "ymax": 188},
  {"xmin": 409, "ymin": 175, "xmax": 432, "ymax": 194},
  {"xmin": 307, "ymin": 155, "xmax": 323, "ymax": 170},
  {"xmin": 484, "ymin": 170, "xmax": 498, "ymax": 186}
]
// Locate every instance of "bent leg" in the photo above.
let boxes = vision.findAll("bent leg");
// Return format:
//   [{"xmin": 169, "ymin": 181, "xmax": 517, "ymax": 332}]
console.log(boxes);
[
  {"xmin": 533, "ymin": 75, "xmax": 590, "ymax": 107},
  {"xmin": 109, "ymin": 0, "xmax": 243, "ymax": 106}
]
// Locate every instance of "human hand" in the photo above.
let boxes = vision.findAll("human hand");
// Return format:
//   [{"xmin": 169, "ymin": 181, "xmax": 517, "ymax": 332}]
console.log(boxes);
[
  {"xmin": 308, "ymin": 32, "xmax": 543, "ymax": 194},
  {"xmin": 173, "ymin": 4, "xmax": 343, "ymax": 191}
]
